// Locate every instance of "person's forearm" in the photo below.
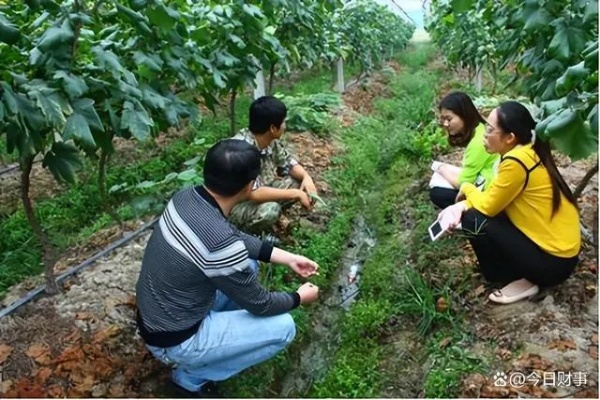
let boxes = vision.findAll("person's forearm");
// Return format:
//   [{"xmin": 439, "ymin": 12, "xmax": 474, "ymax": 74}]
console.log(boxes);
[
  {"xmin": 270, "ymin": 247, "xmax": 296, "ymax": 266},
  {"xmin": 290, "ymin": 164, "xmax": 310, "ymax": 182},
  {"xmin": 438, "ymin": 165, "xmax": 460, "ymax": 189},
  {"xmin": 248, "ymin": 186, "xmax": 300, "ymax": 204}
]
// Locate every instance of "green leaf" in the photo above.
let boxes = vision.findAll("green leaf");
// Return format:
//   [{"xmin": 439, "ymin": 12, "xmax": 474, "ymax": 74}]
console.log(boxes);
[
  {"xmin": 521, "ymin": 1, "xmax": 552, "ymax": 31},
  {"xmin": 589, "ymin": 105, "xmax": 598, "ymax": 137},
  {"xmin": 118, "ymin": 80, "xmax": 143, "ymax": 98},
  {"xmin": 133, "ymin": 51, "xmax": 163, "ymax": 72},
  {"xmin": 0, "ymin": 13, "xmax": 21, "ymax": 45},
  {"xmin": 120, "ymin": 101, "xmax": 153, "ymax": 140},
  {"xmin": 92, "ymin": 46, "xmax": 124, "ymax": 77},
  {"xmin": 42, "ymin": 141, "xmax": 82, "ymax": 184},
  {"xmin": 147, "ymin": 4, "xmax": 179, "ymax": 30},
  {"xmin": 1, "ymin": 82, "xmax": 19, "ymax": 114},
  {"xmin": 541, "ymin": 98, "xmax": 567, "ymax": 116},
  {"xmin": 136, "ymin": 180, "xmax": 157, "ymax": 190},
  {"xmin": 54, "ymin": 71, "xmax": 89, "ymax": 98},
  {"xmin": 177, "ymin": 169, "xmax": 199, "ymax": 182},
  {"xmin": 29, "ymin": 48, "xmax": 44, "ymax": 66},
  {"xmin": 142, "ymin": 87, "xmax": 167, "ymax": 109},
  {"xmin": 37, "ymin": 24, "xmax": 74, "ymax": 52},
  {"xmin": 72, "ymin": 98, "xmax": 104, "ymax": 132},
  {"xmin": 183, "ymin": 156, "xmax": 201, "ymax": 166},
  {"xmin": 242, "ymin": 4, "xmax": 263, "ymax": 18},
  {"xmin": 451, "ymin": 0, "xmax": 473, "ymax": 13},
  {"xmin": 548, "ymin": 19, "xmax": 587, "ymax": 61},
  {"xmin": 584, "ymin": 0, "xmax": 599, "ymax": 25},
  {"xmin": 546, "ymin": 109, "xmax": 598, "ymax": 160},
  {"xmin": 228, "ymin": 34, "xmax": 246, "ymax": 49},
  {"xmin": 63, "ymin": 113, "xmax": 96, "ymax": 148},
  {"xmin": 30, "ymin": 90, "xmax": 66, "ymax": 128},
  {"xmin": 555, "ymin": 62, "xmax": 589, "ymax": 96}
]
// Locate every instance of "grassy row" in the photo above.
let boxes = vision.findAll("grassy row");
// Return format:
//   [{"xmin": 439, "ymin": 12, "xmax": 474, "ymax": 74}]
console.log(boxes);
[
  {"xmin": 306, "ymin": 44, "xmax": 488, "ymax": 398},
  {"xmin": 0, "ymin": 62, "xmax": 362, "ymax": 299}
]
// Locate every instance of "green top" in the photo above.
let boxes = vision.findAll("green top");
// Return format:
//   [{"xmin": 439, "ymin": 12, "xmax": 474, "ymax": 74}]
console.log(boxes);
[{"xmin": 459, "ymin": 124, "xmax": 499, "ymax": 189}]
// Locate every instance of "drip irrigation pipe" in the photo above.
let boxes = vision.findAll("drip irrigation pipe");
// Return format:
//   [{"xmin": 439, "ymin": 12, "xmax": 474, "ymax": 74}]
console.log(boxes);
[
  {"xmin": 0, "ymin": 163, "xmax": 19, "ymax": 176},
  {"xmin": 0, "ymin": 217, "xmax": 159, "ymax": 320},
  {"xmin": 0, "ymin": 159, "xmax": 43, "ymax": 177}
]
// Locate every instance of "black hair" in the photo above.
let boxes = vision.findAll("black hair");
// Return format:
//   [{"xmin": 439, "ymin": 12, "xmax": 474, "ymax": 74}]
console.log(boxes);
[
  {"xmin": 249, "ymin": 96, "xmax": 287, "ymax": 134},
  {"xmin": 496, "ymin": 101, "xmax": 576, "ymax": 215},
  {"xmin": 438, "ymin": 91, "xmax": 485, "ymax": 147},
  {"xmin": 203, "ymin": 139, "xmax": 261, "ymax": 197}
]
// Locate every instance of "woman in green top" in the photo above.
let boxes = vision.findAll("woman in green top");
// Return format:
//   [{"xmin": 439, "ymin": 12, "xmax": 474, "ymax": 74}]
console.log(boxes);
[{"xmin": 430, "ymin": 92, "xmax": 499, "ymax": 209}]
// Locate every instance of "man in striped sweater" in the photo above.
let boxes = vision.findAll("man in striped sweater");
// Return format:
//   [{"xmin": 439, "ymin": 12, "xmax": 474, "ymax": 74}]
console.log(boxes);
[{"xmin": 136, "ymin": 139, "xmax": 320, "ymax": 397}]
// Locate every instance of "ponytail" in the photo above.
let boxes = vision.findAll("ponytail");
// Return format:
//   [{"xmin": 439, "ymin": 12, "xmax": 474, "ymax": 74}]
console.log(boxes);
[
  {"xmin": 497, "ymin": 101, "xmax": 577, "ymax": 216},
  {"xmin": 533, "ymin": 139, "xmax": 577, "ymax": 215}
]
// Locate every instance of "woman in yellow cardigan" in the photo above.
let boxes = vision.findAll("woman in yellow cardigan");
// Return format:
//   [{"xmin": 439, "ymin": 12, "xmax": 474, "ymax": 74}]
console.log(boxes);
[{"xmin": 437, "ymin": 101, "xmax": 580, "ymax": 304}]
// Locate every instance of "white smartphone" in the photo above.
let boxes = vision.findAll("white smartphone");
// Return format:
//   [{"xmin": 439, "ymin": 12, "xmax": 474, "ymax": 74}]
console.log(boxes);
[{"xmin": 428, "ymin": 220, "xmax": 446, "ymax": 241}]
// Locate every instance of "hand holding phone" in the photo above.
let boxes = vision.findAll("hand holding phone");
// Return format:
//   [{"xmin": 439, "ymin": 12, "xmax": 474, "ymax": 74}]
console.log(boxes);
[{"xmin": 428, "ymin": 220, "xmax": 447, "ymax": 241}]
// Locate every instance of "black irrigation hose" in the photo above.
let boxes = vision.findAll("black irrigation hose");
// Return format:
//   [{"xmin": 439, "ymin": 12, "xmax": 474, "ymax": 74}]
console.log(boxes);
[
  {"xmin": 0, "ymin": 216, "xmax": 159, "ymax": 320},
  {"xmin": 0, "ymin": 163, "xmax": 19, "ymax": 176},
  {"xmin": 0, "ymin": 159, "xmax": 43, "ymax": 177}
]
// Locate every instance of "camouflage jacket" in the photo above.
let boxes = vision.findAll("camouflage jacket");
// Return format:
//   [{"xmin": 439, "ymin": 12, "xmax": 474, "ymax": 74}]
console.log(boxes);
[{"xmin": 233, "ymin": 128, "xmax": 299, "ymax": 189}]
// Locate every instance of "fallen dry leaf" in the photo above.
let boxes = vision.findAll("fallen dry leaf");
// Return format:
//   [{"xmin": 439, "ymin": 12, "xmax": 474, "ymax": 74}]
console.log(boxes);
[
  {"xmin": 26, "ymin": 343, "xmax": 52, "ymax": 365},
  {"xmin": 13, "ymin": 378, "xmax": 45, "ymax": 398},
  {"xmin": 108, "ymin": 383, "xmax": 126, "ymax": 397},
  {"xmin": 438, "ymin": 337, "xmax": 452, "ymax": 349},
  {"xmin": 474, "ymin": 285, "xmax": 486, "ymax": 296},
  {"xmin": 0, "ymin": 380, "xmax": 13, "ymax": 394},
  {"xmin": 548, "ymin": 338, "xmax": 577, "ymax": 352},
  {"xmin": 514, "ymin": 353, "xmax": 553, "ymax": 370},
  {"xmin": 592, "ymin": 334, "xmax": 598, "ymax": 346},
  {"xmin": 46, "ymin": 384, "xmax": 65, "ymax": 398},
  {"xmin": 589, "ymin": 346, "xmax": 598, "ymax": 359},
  {"xmin": 92, "ymin": 325, "xmax": 120, "ymax": 343},
  {"xmin": 495, "ymin": 348, "xmax": 512, "ymax": 360},
  {"xmin": 62, "ymin": 329, "xmax": 81, "ymax": 344},
  {"xmin": 34, "ymin": 367, "xmax": 53, "ymax": 385},
  {"xmin": 75, "ymin": 311, "xmax": 96, "ymax": 321},
  {"xmin": 436, "ymin": 297, "xmax": 449, "ymax": 312},
  {"xmin": 0, "ymin": 344, "xmax": 13, "ymax": 364}
]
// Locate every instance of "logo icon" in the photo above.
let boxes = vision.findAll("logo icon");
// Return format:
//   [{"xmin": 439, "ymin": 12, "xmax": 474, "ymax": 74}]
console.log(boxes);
[{"xmin": 494, "ymin": 371, "xmax": 508, "ymax": 387}]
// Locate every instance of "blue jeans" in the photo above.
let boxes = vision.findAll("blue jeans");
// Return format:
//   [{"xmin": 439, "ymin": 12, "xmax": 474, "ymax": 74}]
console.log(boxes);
[{"xmin": 146, "ymin": 260, "xmax": 296, "ymax": 392}]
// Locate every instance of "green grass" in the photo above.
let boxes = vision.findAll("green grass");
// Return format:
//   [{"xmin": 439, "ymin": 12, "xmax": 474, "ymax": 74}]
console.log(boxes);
[{"xmin": 307, "ymin": 43, "xmax": 484, "ymax": 398}]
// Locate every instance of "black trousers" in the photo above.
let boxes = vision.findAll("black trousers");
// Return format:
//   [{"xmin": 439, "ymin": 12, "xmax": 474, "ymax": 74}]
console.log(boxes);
[
  {"xmin": 461, "ymin": 209, "xmax": 578, "ymax": 287},
  {"xmin": 430, "ymin": 187, "xmax": 459, "ymax": 209}
]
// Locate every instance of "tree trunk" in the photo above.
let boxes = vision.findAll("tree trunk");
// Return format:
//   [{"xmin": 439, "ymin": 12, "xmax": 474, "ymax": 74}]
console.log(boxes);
[
  {"xmin": 98, "ymin": 147, "xmax": 122, "ymax": 226},
  {"xmin": 490, "ymin": 62, "xmax": 498, "ymax": 95},
  {"xmin": 21, "ymin": 156, "xmax": 59, "ymax": 294},
  {"xmin": 268, "ymin": 62, "xmax": 276, "ymax": 95},
  {"xmin": 229, "ymin": 89, "xmax": 237, "ymax": 135},
  {"xmin": 574, "ymin": 160, "xmax": 598, "ymax": 199}
]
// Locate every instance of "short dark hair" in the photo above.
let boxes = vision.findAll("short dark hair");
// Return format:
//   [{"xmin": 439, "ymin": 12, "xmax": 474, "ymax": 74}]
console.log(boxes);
[
  {"xmin": 249, "ymin": 96, "xmax": 287, "ymax": 134},
  {"xmin": 439, "ymin": 92, "xmax": 485, "ymax": 147},
  {"xmin": 203, "ymin": 139, "xmax": 261, "ymax": 196}
]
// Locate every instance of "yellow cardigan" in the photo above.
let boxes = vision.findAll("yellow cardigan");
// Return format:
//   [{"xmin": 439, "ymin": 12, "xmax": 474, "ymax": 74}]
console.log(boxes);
[{"xmin": 461, "ymin": 144, "xmax": 580, "ymax": 258}]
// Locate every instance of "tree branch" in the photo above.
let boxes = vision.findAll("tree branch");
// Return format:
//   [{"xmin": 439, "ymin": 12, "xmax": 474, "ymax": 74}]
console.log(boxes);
[{"xmin": 574, "ymin": 159, "xmax": 599, "ymax": 199}]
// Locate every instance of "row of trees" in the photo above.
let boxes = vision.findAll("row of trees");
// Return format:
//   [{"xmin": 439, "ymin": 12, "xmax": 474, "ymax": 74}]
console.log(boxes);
[
  {"xmin": 426, "ymin": 0, "xmax": 598, "ymax": 163},
  {"xmin": 0, "ymin": 0, "xmax": 414, "ymax": 294}
]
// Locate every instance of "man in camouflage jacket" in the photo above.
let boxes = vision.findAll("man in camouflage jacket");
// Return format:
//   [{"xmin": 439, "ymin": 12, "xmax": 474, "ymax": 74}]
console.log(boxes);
[{"xmin": 229, "ymin": 96, "xmax": 317, "ymax": 233}]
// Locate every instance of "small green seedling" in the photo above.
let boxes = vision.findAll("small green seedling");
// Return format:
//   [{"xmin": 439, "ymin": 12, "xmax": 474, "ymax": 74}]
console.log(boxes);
[{"xmin": 309, "ymin": 192, "xmax": 327, "ymax": 207}]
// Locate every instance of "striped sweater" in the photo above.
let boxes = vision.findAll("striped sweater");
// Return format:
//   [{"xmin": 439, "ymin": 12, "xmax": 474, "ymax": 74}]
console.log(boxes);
[{"xmin": 136, "ymin": 186, "xmax": 300, "ymax": 347}]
